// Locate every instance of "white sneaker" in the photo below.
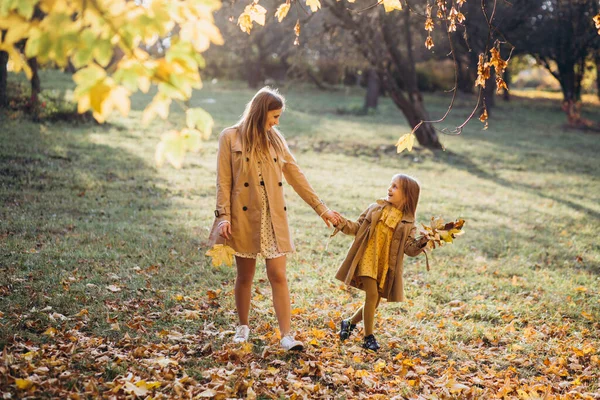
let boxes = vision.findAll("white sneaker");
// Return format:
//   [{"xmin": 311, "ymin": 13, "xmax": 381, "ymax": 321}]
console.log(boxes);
[
  {"xmin": 280, "ymin": 334, "xmax": 304, "ymax": 351},
  {"xmin": 233, "ymin": 325, "xmax": 250, "ymax": 343}
]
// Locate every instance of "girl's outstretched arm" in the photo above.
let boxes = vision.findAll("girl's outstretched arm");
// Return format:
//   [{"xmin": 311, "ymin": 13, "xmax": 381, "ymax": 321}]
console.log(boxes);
[
  {"xmin": 404, "ymin": 225, "xmax": 429, "ymax": 256},
  {"xmin": 332, "ymin": 206, "xmax": 370, "ymax": 237}
]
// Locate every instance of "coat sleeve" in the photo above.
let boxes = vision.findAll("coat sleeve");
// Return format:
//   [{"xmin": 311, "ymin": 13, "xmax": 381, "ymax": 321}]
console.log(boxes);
[
  {"xmin": 281, "ymin": 144, "xmax": 328, "ymax": 216},
  {"xmin": 215, "ymin": 130, "xmax": 233, "ymax": 223},
  {"xmin": 404, "ymin": 224, "xmax": 428, "ymax": 257},
  {"xmin": 332, "ymin": 205, "xmax": 370, "ymax": 237}
]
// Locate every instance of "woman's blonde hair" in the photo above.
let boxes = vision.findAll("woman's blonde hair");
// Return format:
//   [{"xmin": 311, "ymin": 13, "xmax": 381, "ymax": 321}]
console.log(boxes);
[
  {"xmin": 235, "ymin": 87, "xmax": 288, "ymax": 166},
  {"xmin": 392, "ymin": 174, "xmax": 420, "ymax": 218}
]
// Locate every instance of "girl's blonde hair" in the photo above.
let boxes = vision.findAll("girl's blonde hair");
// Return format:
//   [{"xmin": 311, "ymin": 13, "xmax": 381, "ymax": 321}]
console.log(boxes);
[
  {"xmin": 235, "ymin": 87, "xmax": 288, "ymax": 166},
  {"xmin": 392, "ymin": 174, "xmax": 420, "ymax": 218}
]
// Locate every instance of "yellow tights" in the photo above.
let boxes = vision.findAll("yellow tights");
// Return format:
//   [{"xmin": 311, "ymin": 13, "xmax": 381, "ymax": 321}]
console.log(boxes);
[{"xmin": 349, "ymin": 277, "xmax": 381, "ymax": 336}]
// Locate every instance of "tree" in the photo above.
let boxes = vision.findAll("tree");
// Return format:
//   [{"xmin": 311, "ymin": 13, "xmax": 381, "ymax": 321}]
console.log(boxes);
[
  {"xmin": 0, "ymin": 0, "xmax": 223, "ymax": 168},
  {"xmin": 517, "ymin": 0, "xmax": 600, "ymax": 128},
  {"xmin": 322, "ymin": 2, "xmax": 442, "ymax": 148},
  {"xmin": 0, "ymin": 50, "xmax": 7, "ymax": 108},
  {"xmin": 1, "ymin": 0, "xmax": 518, "ymax": 165}
]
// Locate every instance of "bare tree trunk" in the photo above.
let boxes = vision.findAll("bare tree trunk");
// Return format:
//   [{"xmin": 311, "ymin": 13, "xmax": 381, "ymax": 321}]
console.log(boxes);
[
  {"xmin": 28, "ymin": 58, "xmax": 41, "ymax": 105},
  {"xmin": 502, "ymin": 68, "xmax": 511, "ymax": 102},
  {"xmin": 27, "ymin": 57, "xmax": 41, "ymax": 120},
  {"xmin": 384, "ymin": 75, "xmax": 442, "ymax": 149},
  {"xmin": 0, "ymin": 51, "xmax": 7, "ymax": 108},
  {"xmin": 596, "ymin": 52, "xmax": 600, "ymax": 101},
  {"xmin": 363, "ymin": 68, "xmax": 380, "ymax": 110}
]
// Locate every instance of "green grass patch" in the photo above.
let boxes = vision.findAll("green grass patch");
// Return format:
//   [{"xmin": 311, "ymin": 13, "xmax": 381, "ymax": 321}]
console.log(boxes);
[{"xmin": 1, "ymin": 70, "xmax": 599, "ymax": 397}]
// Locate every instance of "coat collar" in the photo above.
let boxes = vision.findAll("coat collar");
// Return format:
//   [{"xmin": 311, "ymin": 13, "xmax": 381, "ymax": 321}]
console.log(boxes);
[{"xmin": 374, "ymin": 199, "xmax": 415, "ymax": 223}]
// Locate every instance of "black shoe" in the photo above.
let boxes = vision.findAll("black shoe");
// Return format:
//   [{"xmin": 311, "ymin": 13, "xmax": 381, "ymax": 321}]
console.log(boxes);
[
  {"xmin": 362, "ymin": 334, "xmax": 380, "ymax": 351},
  {"xmin": 339, "ymin": 319, "xmax": 356, "ymax": 342}
]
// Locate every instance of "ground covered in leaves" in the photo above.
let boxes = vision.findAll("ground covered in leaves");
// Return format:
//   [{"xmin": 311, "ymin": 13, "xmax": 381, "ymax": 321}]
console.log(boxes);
[{"xmin": 1, "ymin": 74, "xmax": 599, "ymax": 398}]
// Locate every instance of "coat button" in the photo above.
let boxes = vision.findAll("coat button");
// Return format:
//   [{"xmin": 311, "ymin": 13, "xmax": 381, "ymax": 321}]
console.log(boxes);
[
  {"xmin": 284, "ymin": 206, "xmax": 287, "ymax": 211},
  {"xmin": 260, "ymin": 181, "xmax": 264, "ymax": 186},
  {"xmin": 278, "ymin": 182, "xmax": 282, "ymax": 186},
  {"xmin": 246, "ymin": 157, "xmax": 249, "ymax": 161},
  {"xmin": 244, "ymin": 182, "xmax": 249, "ymax": 187},
  {"xmin": 243, "ymin": 206, "xmax": 248, "ymax": 211},
  {"xmin": 274, "ymin": 158, "xmax": 277, "ymax": 162}
]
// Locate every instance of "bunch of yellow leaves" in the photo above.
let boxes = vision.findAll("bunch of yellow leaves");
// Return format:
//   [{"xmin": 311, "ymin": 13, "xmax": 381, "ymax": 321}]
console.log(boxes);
[
  {"xmin": 419, "ymin": 217, "xmax": 465, "ymax": 250},
  {"xmin": 205, "ymin": 244, "xmax": 236, "ymax": 267}
]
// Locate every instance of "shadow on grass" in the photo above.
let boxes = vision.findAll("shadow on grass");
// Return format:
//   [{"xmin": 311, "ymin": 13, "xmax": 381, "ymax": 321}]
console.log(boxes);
[
  {"xmin": 431, "ymin": 149, "xmax": 600, "ymax": 221},
  {"xmin": 0, "ymin": 116, "xmax": 232, "ymax": 347}
]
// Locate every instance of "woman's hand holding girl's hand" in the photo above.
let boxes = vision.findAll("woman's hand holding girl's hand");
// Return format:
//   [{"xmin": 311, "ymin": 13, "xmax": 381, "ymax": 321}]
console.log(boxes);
[
  {"xmin": 218, "ymin": 221, "xmax": 232, "ymax": 239},
  {"xmin": 322, "ymin": 210, "xmax": 342, "ymax": 227}
]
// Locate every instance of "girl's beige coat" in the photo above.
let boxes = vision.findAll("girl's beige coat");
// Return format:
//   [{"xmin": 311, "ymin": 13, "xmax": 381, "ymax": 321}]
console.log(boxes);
[
  {"xmin": 334, "ymin": 200, "xmax": 424, "ymax": 302},
  {"xmin": 209, "ymin": 128, "xmax": 328, "ymax": 253}
]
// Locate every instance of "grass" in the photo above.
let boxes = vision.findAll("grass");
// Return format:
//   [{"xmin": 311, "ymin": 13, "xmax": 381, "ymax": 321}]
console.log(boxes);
[{"xmin": 1, "ymin": 70, "xmax": 599, "ymax": 398}]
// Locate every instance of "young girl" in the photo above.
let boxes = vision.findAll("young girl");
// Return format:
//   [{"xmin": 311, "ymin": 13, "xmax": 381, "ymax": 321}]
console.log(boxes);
[
  {"xmin": 333, "ymin": 174, "xmax": 428, "ymax": 351},
  {"xmin": 208, "ymin": 87, "xmax": 340, "ymax": 351}
]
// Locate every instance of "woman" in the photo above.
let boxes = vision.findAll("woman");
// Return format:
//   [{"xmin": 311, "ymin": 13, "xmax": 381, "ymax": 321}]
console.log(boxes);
[{"xmin": 209, "ymin": 87, "xmax": 340, "ymax": 351}]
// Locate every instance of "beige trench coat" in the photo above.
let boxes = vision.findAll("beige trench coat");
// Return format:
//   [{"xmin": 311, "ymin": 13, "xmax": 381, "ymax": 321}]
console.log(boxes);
[
  {"xmin": 334, "ymin": 200, "xmax": 425, "ymax": 302},
  {"xmin": 208, "ymin": 128, "xmax": 328, "ymax": 254}
]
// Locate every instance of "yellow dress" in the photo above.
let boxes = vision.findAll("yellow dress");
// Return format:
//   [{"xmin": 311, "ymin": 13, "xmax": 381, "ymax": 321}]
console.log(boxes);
[{"xmin": 357, "ymin": 205, "xmax": 403, "ymax": 290}]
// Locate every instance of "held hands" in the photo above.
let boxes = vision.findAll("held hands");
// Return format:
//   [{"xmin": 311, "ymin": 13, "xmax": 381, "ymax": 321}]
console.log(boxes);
[
  {"xmin": 322, "ymin": 209, "xmax": 342, "ymax": 228},
  {"xmin": 220, "ymin": 210, "xmax": 343, "ymax": 236}
]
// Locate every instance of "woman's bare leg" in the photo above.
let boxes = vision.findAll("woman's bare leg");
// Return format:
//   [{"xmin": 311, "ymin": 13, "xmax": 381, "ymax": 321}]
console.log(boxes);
[
  {"xmin": 265, "ymin": 255, "xmax": 291, "ymax": 336},
  {"xmin": 235, "ymin": 256, "xmax": 257, "ymax": 325}
]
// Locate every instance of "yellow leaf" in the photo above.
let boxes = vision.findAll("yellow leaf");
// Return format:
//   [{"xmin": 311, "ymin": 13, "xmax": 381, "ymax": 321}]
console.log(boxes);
[
  {"xmin": 275, "ymin": 3, "xmax": 290, "ymax": 22},
  {"xmin": 3, "ymin": 15, "xmax": 31, "ymax": 45},
  {"xmin": 43, "ymin": 327, "xmax": 57, "ymax": 336},
  {"xmin": 306, "ymin": 0, "xmax": 321, "ymax": 12},
  {"xmin": 155, "ymin": 130, "xmax": 186, "ymax": 169},
  {"xmin": 479, "ymin": 107, "xmax": 488, "ymax": 123},
  {"xmin": 181, "ymin": 128, "xmax": 203, "ymax": 153},
  {"xmin": 186, "ymin": 107, "xmax": 214, "ymax": 139},
  {"xmin": 180, "ymin": 20, "xmax": 223, "ymax": 53},
  {"xmin": 237, "ymin": 3, "xmax": 267, "ymax": 34},
  {"xmin": 438, "ymin": 230, "xmax": 453, "ymax": 243},
  {"xmin": 142, "ymin": 93, "xmax": 172, "ymax": 125},
  {"xmin": 382, "ymin": 0, "xmax": 402, "ymax": 12},
  {"xmin": 248, "ymin": 3, "xmax": 267, "ymax": 25},
  {"xmin": 110, "ymin": 86, "xmax": 131, "ymax": 117},
  {"xmin": 581, "ymin": 311, "xmax": 594, "ymax": 321},
  {"xmin": 3, "ymin": 46, "xmax": 32, "ymax": 79},
  {"xmin": 354, "ymin": 369, "xmax": 369, "ymax": 377},
  {"xmin": 395, "ymin": 133, "xmax": 415, "ymax": 153},
  {"xmin": 294, "ymin": 19, "xmax": 301, "ymax": 37},
  {"xmin": 145, "ymin": 381, "xmax": 161, "ymax": 390},
  {"xmin": 15, "ymin": 378, "xmax": 34, "ymax": 390},
  {"xmin": 89, "ymin": 80, "xmax": 113, "ymax": 123},
  {"xmin": 205, "ymin": 244, "xmax": 236, "ymax": 267},
  {"xmin": 373, "ymin": 360, "xmax": 386, "ymax": 372},
  {"xmin": 123, "ymin": 381, "xmax": 148, "ymax": 397},
  {"xmin": 238, "ymin": 13, "xmax": 253, "ymax": 34}
]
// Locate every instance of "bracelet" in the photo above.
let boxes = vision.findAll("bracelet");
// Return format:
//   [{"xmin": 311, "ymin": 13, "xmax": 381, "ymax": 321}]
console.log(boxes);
[
  {"xmin": 319, "ymin": 208, "xmax": 331, "ymax": 218},
  {"xmin": 217, "ymin": 220, "xmax": 231, "ymax": 228}
]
